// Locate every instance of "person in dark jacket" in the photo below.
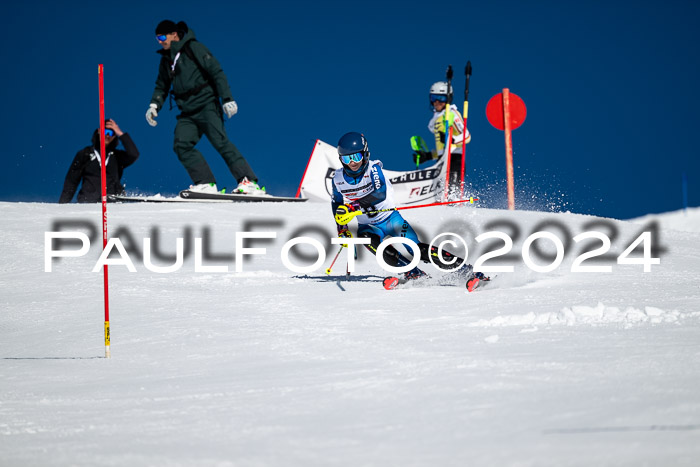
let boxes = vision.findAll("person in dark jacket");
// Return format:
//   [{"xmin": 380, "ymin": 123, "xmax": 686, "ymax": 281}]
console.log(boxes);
[
  {"xmin": 146, "ymin": 20, "xmax": 265, "ymax": 196},
  {"xmin": 59, "ymin": 119, "xmax": 139, "ymax": 203}
]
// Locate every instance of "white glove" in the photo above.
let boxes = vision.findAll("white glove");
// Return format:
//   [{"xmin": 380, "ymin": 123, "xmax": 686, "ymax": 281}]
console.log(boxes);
[
  {"xmin": 223, "ymin": 101, "xmax": 238, "ymax": 119},
  {"xmin": 145, "ymin": 103, "xmax": 158, "ymax": 127}
]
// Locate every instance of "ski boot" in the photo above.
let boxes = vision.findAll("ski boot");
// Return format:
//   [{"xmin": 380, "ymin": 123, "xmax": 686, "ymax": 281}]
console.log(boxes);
[
  {"xmin": 466, "ymin": 272, "xmax": 490, "ymax": 292},
  {"xmin": 404, "ymin": 266, "xmax": 428, "ymax": 281}
]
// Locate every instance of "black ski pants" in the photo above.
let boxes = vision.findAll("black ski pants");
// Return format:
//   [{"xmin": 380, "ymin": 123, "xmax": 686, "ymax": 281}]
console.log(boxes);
[{"xmin": 173, "ymin": 101, "xmax": 257, "ymax": 185}]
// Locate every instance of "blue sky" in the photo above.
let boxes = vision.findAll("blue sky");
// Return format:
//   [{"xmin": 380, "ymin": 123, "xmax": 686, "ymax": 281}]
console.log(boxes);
[{"xmin": 1, "ymin": 0, "xmax": 698, "ymax": 219}]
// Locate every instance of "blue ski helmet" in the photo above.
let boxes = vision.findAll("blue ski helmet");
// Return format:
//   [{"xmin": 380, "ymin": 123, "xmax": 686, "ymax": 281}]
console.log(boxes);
[{"xmin": 337, "ymin": 132, "xmax": 370, "ymax": 177}]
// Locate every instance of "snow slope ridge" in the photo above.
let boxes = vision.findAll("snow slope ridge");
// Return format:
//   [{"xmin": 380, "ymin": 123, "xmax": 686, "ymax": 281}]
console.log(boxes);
[{"xmin": 629, "ymin": 206, "xmax": 700, "ymax": 233}]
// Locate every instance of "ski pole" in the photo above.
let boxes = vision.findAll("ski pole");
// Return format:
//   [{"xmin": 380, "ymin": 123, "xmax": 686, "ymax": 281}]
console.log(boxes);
[
  {"xmin": 413, "ymin": 135, "xmax": 421, "ymax": 169},
  {"xmin": 460, "ymin": 61, "xmax": 472, "ymax": 198},
  {"xmin": 411, "ymin": 135, "xmax": 429, "ymax": 169},
  {"xmin": 335, "ymin": 197, "xmax": 479, "ymax": 225},
  {"xmin": 325, "ymin": 244, "xmax": 345, "ymax": 275},
  {"xmin": 443, "ymin": 65, "xmax": 454, "ymax": 201},
  {"xmin": 412, "ymin": 136, "xmax": 421, "ymax": 169}
]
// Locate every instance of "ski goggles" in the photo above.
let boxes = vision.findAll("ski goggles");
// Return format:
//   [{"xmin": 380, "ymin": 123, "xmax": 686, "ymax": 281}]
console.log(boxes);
[
  {"xmin": 156, "ymin": 34, "xmax": 168, "ymax": 42},
  {"xmin": 105, "ymin": 128, "xmax": 115, "ymax": 137},
  {"xmin": 430, "ymin": 94, "xmax": 448, "ymax": 103},
  {"xmin": 339, "ymin": 152, "xmax": 364, "ymax": 164}
]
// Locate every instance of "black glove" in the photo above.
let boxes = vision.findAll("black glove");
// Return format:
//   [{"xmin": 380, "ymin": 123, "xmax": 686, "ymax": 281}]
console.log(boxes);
[
  {"xmin": 337, "ymin": 223, "xmax": 350, "ymax": 235},
  {"xmin": 412, "ymin": 150, "xmax": 434, "ymax": 165}
]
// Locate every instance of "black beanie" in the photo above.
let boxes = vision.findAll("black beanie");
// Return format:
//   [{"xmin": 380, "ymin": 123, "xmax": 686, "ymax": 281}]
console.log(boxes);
[{"xmin": 155, "ymin": 20, "xmax": 177, "ymax": 35}]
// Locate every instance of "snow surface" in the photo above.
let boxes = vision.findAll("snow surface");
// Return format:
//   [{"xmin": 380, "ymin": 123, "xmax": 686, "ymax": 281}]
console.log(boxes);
[
  {"xmin": 630, "ymin": 206, "xmax": 700, "ymax": 234},
  {"xmin": 1, "ymin": 201, "xmax": 699, "ymax": 466}
]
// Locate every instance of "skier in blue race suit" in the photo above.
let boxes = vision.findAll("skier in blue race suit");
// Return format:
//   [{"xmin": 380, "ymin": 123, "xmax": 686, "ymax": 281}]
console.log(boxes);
[{"xmin": 331, "ymin": 132, "xmax": 487, "ymax": 290}]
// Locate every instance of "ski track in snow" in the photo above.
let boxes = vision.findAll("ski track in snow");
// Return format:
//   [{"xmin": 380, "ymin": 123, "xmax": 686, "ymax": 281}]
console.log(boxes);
[
  {"xmin": 469, "ymin": 302, "xmax": 698, "ymax": 328},
  {"xmin": 1, "ymin": 201, "xmax": 700, "ymax": 466}
]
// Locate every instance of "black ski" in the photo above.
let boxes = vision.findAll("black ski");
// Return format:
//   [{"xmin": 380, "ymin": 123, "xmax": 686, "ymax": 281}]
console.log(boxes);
[
  {"xmin": 179, "ymin": 190, "xmax": 307, "ymax": 202},
  {"xmin": 109, "ymin": 194, "xmax": 190, "ymax": 203}
]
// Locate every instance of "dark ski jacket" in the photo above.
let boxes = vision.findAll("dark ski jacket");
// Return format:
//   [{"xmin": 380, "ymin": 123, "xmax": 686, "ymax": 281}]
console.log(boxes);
[
  {"xmin": 150, "ymin": 28, "xmax": 234, "ymax": 115},
  {"xmin": 59, "ymin": 131, "xmax": 139, "ymax": 203}
]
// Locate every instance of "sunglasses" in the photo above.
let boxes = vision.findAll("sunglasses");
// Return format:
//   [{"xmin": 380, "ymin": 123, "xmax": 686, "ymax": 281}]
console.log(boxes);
[
  {"xmin": 430, "ymin": 94, "xmax": 448, "ymax": 103},
  {"xmin": 156, "ymin": 34, "xmax": 168, "ymax": 42},
  {"xmin": 340, "ymin": 152, "xmax": 364, "ymax": 164},
  {"xmin": 105, "ymin": 129, "xmax": 115, "ymax": 137}
]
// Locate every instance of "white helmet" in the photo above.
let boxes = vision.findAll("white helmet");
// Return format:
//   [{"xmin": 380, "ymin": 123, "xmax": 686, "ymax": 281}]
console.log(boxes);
[
  {"xmin": 429, "ymin": 81, "xmax": 452, "ymax": 104},
  {"xmin": 430, "ymin": 81, "xmax": 449, "ymax": 95}
]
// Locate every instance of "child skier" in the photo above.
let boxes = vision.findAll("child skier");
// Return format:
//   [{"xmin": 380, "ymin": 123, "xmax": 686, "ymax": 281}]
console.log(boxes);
[
  {"xmin": 412, "ymin": 81, "xmax": 471, "ymax": 190},
  {"xmin": 332, "ymin": 132, "xmax": 486, "ymax": 291}
]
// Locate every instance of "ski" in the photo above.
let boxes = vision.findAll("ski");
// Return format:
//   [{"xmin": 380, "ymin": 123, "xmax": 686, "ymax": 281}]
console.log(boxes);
[
  {"xmin": 383, "ymin": 276, "xmax": 406, "ymax": 290},
  {"xmin": 465, "ymin": 272, "xmax": 496, "ymax": 292},
  {"xmin": 110, "ymin": 192, "xmax": 308, "ymax": 203},
  {"xmin": 179, "ymin": 190, "xmax": 307, "ymax": 202},
  {"xmin": 382, "ymin": 275, "xmax": 430, "ymax": 290},
  {"xmin": 383, "ymin": 274, "xmax": 492, "ymax": 292},
  {"xmin": 109, "ymin": 194, "xmax": 191, "ymax": 203}
]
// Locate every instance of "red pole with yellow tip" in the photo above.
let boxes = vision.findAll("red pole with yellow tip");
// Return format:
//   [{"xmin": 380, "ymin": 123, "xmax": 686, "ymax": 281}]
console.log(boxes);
[{"xmin": 98, "ymin": 64, "xmax": 111, "ymax": 358}]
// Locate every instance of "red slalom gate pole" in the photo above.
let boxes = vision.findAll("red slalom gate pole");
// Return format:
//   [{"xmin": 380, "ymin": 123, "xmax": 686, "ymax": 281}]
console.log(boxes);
[
  {"xmin": 98, "ymin": 64, "xmax": 111, "ymax": 358},
  {"xmin": 443, "ymin": 126, "xmax": 453, "ymax": 201},
  {"xmin": 486, "ymin": 88, "xmax": 526, "ymax": 210},
  {"xmin": 502, "ymin": 88, "xmax": 515, "ymax": 210}
]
